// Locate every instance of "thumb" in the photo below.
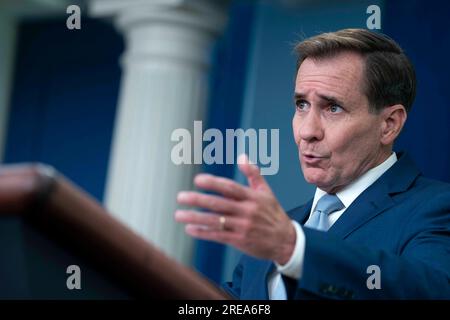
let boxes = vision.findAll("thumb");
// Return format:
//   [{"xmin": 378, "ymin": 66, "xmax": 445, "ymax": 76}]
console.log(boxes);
[{"xmin": 237, "ymin": 154, "xmax": 271, "ymax": 192}]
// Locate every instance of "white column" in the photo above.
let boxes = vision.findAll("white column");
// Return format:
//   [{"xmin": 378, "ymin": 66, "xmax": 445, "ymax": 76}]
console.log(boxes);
[{"xmin": 89, "ymin": 0, "xmax": 228, "ymax": 264}]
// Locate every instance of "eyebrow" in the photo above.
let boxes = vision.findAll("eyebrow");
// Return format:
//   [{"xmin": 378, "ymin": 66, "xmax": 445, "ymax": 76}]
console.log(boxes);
[{"xmin": 294, "ymin": 92, "xmax": 345, "ymax": 106}]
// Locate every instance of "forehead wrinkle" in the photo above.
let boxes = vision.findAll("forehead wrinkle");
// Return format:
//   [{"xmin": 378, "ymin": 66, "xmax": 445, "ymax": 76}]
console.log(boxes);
[
  {"xmin": 298, "ymin": 70, "xmax": 361, "ymax": 89},
  {"xmin": 296, "ymin": 79, "xmax": 351, "ymax": 103},
  {"xmin": 296, "ymin": 67, "xmax": 364, "ymax": 104}
]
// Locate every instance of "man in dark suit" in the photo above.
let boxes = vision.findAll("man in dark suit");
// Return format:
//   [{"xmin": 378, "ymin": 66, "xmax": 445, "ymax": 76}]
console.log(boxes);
[{"xmin": 175, "ymin": 29, "xmax": 450, "ymax": 299}]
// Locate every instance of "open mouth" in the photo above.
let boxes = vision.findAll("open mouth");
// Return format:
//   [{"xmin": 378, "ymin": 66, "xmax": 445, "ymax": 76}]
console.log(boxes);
[{"xmin": 302, "ymin": 153, "xmax": 327, "ymax": 164}]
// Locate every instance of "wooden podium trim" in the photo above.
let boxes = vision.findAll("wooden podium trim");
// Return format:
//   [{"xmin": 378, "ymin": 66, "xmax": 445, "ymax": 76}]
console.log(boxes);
[{"xmin": 0, "ymin": 164, "xmax": 229, "ymax": 299}]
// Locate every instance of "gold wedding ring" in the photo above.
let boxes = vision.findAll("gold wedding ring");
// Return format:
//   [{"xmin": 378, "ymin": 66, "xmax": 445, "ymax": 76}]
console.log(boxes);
[{"xmin": 219, "ymin": 216, "xmax": 226, "ymax": 231}]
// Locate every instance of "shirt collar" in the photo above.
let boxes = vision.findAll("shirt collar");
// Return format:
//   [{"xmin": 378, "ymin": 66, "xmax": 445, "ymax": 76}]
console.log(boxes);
[{"xmin": 311, "ymin": 152, "xmax": 398, "ymax": 211}]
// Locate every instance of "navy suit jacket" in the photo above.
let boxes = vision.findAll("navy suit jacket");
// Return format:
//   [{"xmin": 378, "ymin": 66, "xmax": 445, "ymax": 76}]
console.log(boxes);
[{"xmin": 222, "ymin": 152, "xmax": 450, "ymax": 299}]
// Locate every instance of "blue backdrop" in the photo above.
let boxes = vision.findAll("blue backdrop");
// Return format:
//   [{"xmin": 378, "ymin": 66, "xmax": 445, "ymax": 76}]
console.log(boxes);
[
  {"xmin": 385, "ymin": 0, "xmax": 450, "ymax": 182},
  {"xmin": 4, "ymin": 18, "xmax": 123, "ymax": 201}
]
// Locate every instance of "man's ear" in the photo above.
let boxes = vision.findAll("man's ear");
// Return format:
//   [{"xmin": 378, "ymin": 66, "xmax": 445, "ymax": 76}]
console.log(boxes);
[{"xmin": 380, "ymin": 104, "xmax": 407, "ymax": 145}]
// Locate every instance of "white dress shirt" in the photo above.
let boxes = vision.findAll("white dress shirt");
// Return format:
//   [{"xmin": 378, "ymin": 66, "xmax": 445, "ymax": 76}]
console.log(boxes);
[{"xmin": 268, "ymin": 152, "xmax": 398, "ymax": 299}]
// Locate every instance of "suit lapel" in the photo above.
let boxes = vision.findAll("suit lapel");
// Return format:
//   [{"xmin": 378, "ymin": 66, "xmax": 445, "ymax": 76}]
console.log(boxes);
[
  {"xmin": 327, "ymin": 184, "xmax": 394, "ymax": 238},
  {"xmin": 328, "ymin": 152, "xmax": 421, "ymax": 239},
  {"xmin": 290, "ymin": 199, "xmax": 313, "ymax": 225},
  {"xmin": 258, "ymin": 261, "xmax": 273, "ymax": 299}
]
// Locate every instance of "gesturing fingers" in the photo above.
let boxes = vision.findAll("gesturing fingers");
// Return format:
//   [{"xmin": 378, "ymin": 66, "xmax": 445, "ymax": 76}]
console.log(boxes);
[
  {"xmin": 184, "ymin": 224, "xmax": 241, "ymax": 245},
  {"xmin": 194, "ymin": 174, "xmax": 251, "ymax": 200},
  {"xmin": 237, "ymin": 154, "xmax": 272, "ymax": 193},
  {"xmin": 177, "ymin": 191, "xmax": 242, "ymax": 215},
  {"xmin": 174, "ymin": 155, "xmax": 293, "ymax": 261},
  {"xmin": 175, "ymin": 210, "xmax": 243, "ymax": 233}
]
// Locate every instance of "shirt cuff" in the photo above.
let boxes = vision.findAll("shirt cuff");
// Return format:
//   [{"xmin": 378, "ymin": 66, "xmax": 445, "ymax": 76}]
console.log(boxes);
[{"xmin": 275, "ymin": 220, "xmax": 305, "ymax": 280}]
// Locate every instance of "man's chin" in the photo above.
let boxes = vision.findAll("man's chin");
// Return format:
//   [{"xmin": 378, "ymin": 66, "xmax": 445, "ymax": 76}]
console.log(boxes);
[{"xmin": 303, "ymin": 170, "xmax": 330, "ymax": 188}]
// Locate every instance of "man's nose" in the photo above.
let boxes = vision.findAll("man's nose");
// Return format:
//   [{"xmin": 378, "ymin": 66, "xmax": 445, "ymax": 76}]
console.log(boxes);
[{"xmin": 298, "ymin": 109, "xmax": 324, "ymax": 142}]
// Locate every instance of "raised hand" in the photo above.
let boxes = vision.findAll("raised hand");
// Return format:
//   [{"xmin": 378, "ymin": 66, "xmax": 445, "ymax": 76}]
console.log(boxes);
[{"xmin": 175, "ymin": 154, "xmax": 296, "ymax": 265}]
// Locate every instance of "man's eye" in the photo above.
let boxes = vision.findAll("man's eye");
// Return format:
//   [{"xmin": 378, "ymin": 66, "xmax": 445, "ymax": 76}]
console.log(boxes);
[
  {"xmin": 295, "ymin": 100, "xmax": 309, "ymax": 111},
  {"xmin": 329, "ymin": 104, "xmax": 343, "ymax": 113}
]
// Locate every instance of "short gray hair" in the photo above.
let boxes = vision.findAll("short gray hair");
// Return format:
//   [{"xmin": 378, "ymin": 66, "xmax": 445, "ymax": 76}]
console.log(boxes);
[{"xmin": 295, "ymin": 28, "xmax": 416, "ymax": 113}]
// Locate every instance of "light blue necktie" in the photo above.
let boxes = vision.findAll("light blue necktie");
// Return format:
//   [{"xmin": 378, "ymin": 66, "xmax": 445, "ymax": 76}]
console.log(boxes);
[
  {"xmin": 271, "ymin": 194, "xmax": 344, "ymax": 300},
  {"xmin": 304, "ymin": 194, "xmax": 344, "ymax": 231}
]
